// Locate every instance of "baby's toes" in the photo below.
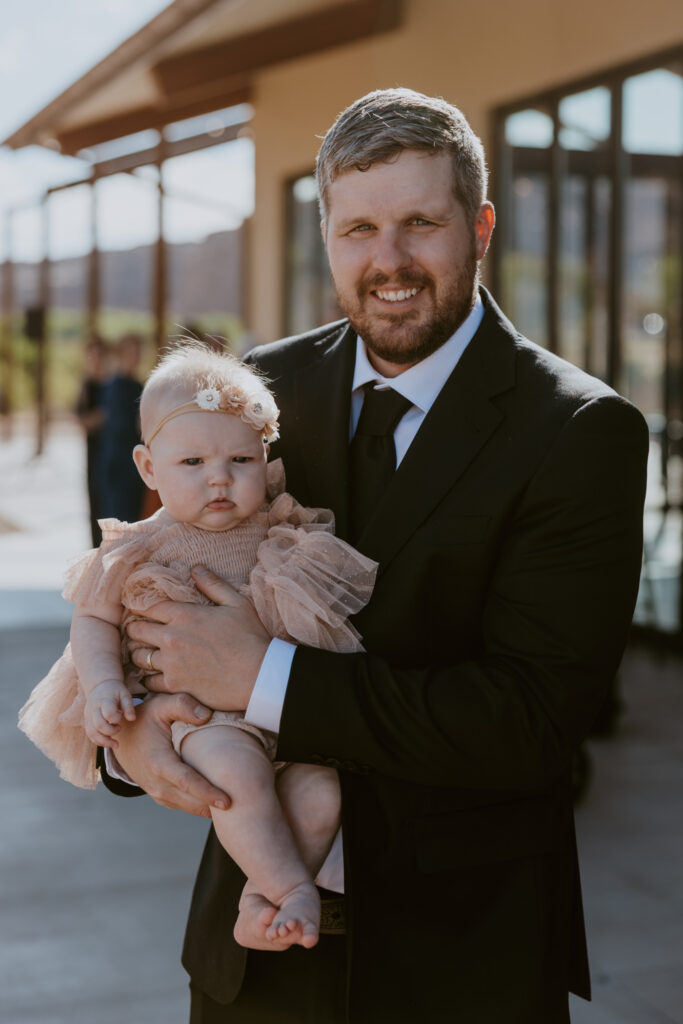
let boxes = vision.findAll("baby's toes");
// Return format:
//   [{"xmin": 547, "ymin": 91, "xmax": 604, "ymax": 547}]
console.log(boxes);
[
  {"xmin": 301, "ymin": 923, "xmax": 319, "ymax": 949},
  {"xmin": 257, "ymin": 905, "xmax": 277, "ymax": 927}
]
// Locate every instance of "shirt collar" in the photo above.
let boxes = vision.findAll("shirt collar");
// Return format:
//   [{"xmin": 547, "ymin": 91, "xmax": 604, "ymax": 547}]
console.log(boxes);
[{"xmin": 352, "ymin": 293, "xmax": 484, "ymax": 413}]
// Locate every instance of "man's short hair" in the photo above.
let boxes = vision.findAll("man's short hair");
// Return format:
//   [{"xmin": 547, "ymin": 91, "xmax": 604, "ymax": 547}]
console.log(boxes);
[{"xmin": 316, "ymin": 88, "xmax": 488, "ymax": 229}]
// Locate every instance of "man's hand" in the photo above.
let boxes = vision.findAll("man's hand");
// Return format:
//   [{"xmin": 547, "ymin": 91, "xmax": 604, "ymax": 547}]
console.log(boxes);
[
  {"xmin": 127, "ymin": 567, "xmax": 271, "ymax": 711},
  {"xmin": 113, "ymin": 692, "xmax": 230, "ymax": 816}
]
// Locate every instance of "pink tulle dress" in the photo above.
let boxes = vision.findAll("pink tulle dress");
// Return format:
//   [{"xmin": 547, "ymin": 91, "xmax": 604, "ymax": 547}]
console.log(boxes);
[{"xmin": 18, "ymin": 461, "xmax": 377, "ymax": 789}]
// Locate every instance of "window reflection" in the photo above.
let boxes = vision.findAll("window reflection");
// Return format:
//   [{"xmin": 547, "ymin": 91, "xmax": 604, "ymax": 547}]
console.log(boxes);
[
  {"xmin": 623, "ymin": 68, "xmax": 683, "ymax": 155},
  {"xmin": 557, "ymin": 88, "xmax": 611, "ymax": 374},
  {"xmin": 162, "ymin": 140, "xmax": 253, "ymax": 352},
  {"xmin": 284, "ymin": 174, "xmax": 339, "ymax": 336},
  {"xmin": 497, "ymin": 54, "xmax": 683, "ymax": 636}
]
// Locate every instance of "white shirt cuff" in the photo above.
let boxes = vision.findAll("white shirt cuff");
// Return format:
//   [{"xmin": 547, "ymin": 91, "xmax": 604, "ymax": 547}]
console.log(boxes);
[
  {"xmin": 103, "ymin": 695, "xmax": 144, "ymax": 786},
  {"xmin": 244, "ymin": 637, "xmax": 296, "ymax": 734},
  {"xmin": 103, "ymin": 747, "xmax": 140, "ymax": 787}
]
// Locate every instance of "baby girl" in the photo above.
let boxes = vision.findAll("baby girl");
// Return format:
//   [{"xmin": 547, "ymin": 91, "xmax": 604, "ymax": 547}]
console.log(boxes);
[{"xmin": 19, "ymin": 344, "xmax": 377, "ymax": 950}]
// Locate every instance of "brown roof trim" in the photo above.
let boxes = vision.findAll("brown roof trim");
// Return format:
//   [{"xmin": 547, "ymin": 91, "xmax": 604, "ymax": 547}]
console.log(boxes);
[
  {"xmin": 5, "ymin": 0, "xmax": 403, "ymax": 153},
  {"xmin": 154, "ymin": 0, "xmax": 403, "ymax": 98},
  {"xmin": 2, "ymin": 0, "xmax": 225, "ymax": 149},
  {"xmin": 56, "ymin": 82, "xmax": 252, "ymax": 155}
]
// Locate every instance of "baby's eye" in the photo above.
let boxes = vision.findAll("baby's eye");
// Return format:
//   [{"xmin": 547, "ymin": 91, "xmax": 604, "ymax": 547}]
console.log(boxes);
[
  {"xmin": 232, "ymin": 456, "xmax": 252, "ymax": 464},
  {"xmin": 182, "ymin": 457, "xmax": 202, "ymax": 466}
]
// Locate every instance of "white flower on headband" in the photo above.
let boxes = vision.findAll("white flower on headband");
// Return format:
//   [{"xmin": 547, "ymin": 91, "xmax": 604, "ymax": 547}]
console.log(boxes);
[
  {"xmin": 196, "ymin": 388, "xmax": 221, "ymax": 410},
  {"xmin": 187, "ymin": 385, "xmax": 280, "ymax": 441}
]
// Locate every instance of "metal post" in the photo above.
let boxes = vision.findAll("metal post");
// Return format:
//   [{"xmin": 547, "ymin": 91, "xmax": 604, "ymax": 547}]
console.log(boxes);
[
  {"xmin": 548, "ymin": 100, "xmax": 561, "ymax": 356},
  {"xmin": 607, "ymin": 82, "xmax": 624, "ymax": 390},
  {"xmin": 36, "ymin": 193, "xmax": 50, "ymax": 456},
  {"xmin": 87, "ymin": 176, "xmax": 100, "ymax": 337},
  {"xmin": 154, "ymin": 151, "xmax": 166, "ymax": 352},
  {"xmin": 583, "ymin": 171, "xmax": 596, "ymax": 375},
  {"xmin": 1, "ymin": 211, "xmax": 14, "ymax": 440}
]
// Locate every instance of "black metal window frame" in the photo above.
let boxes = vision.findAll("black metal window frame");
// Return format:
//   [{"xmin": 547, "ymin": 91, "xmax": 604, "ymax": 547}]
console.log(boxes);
[
  {"xmin": 491, "ymin": 42, "xmax": 683, "ymax": 388},
  {"xmin": 491, "ymin": 44, "xmax": 683, "ymax": 645}
]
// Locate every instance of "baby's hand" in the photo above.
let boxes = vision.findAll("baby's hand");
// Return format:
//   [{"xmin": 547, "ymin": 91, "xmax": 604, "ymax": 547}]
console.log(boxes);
[{"xmin": 84, "ymin": 680, "xmax": 137, "ymax": 748}]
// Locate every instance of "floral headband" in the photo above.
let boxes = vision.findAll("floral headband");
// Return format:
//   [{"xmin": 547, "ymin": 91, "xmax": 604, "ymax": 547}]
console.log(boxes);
[{"xmin": 145, "ymin": 384, "xmax": 280, "ymax": 445}]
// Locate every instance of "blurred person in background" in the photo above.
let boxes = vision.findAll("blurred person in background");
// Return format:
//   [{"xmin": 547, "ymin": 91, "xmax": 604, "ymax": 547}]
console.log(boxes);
[
  {"xmin": 75, "ymin": 333, "xmax": 107, "ymax": 545},
  {"xmin": 96, "ymin": 332, "xmax": 144, "ymax": 523}
]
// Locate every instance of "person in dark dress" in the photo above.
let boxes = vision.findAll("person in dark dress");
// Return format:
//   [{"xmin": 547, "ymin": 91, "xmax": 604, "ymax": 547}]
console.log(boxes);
[
  {"xmin": 96, "ymin": 333, "xmax": 144, "ymax": 523},
  {"xmin": 75, "ymin": 334, "xmax": 107, "ymax": 546}
]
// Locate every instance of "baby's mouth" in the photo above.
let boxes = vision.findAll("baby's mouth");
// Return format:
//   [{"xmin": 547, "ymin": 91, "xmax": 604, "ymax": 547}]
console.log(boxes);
[{"xmin": 207, "ymin": 498, "xmax": 235, "ymax": 510}]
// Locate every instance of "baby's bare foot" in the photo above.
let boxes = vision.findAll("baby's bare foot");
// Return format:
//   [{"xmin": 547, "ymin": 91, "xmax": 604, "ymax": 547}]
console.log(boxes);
[
  {"xmin": 265, "ymin": 881, "xmax": 320, "ymax": 949},
  {"xmin": 234, "ymin": 892, "xmax": 287, "ymax": 950}
]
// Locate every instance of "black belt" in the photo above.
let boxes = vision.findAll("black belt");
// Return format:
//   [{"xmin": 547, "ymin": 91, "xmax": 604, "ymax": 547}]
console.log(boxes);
[{"xmin": 318, "ymin": 888, "xmax": 346, "ymax": 935}]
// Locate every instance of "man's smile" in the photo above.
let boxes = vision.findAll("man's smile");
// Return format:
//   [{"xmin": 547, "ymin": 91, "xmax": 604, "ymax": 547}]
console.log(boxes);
[{"xmin": 372, "ymin": 286, "xmax": 423, "ymax": 304}]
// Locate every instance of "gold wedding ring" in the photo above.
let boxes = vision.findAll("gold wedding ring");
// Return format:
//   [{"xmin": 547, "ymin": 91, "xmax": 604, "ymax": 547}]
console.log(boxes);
[{"xmin": 145, "ymin": 648, "xmax": 155, "ymax": 672}]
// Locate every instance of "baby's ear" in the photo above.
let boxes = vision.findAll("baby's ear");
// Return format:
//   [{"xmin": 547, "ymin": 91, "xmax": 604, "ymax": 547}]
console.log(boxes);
[{"xmin": 132, "ymin": 444, "xmax": 156, "ymax": 489}]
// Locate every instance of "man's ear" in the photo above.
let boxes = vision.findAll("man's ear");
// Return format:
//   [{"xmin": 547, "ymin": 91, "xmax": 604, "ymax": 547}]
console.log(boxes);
[
  {"xmin": 320, "ymin": 219, "xmax": 327, "ymax": 246},
  {"xmin": 474, "ymin": 202, "xmax": 496, "ymax": 260},
  {"xmin": 133, "ymin": 444, "xmax": 157, "ymax": 490}
]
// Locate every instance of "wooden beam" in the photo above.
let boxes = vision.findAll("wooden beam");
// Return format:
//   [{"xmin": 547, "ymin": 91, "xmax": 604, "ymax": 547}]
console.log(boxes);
[
  {"xmin": 56, "ymin": 82, "xmax": 251, "ymax": 155},
  {"xmin": 2, "ymin": 0, "xmax": 226, "ymax": 150},
  {"xmin": 154, "ymin": 0, "xmax": 402, "ymax": 98}
]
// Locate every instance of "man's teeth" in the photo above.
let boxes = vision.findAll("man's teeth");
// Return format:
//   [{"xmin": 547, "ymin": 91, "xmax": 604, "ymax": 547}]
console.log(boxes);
[{"xmin": 376, "ymin": 287, "xmax": 420, "ymax": 302}]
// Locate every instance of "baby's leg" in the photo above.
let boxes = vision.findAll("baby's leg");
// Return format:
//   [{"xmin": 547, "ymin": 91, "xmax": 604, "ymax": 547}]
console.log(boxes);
[
  {"xmin": 235, "ymin": 764, "xmax": 341, "ymax": 948},
  {"xmin": 277, "ymin": 763, "xmax": 341, "ymax": 875},
  {"xmin": 180, "ymin": 727, "xmax": 319, "ymax": 949}
]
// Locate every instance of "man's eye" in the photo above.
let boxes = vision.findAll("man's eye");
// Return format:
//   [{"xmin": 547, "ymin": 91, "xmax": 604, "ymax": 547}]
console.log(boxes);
[
  {"xmin": 182, "ymin": 457, "xmax": 202, "ymax": 466},
  {"xmin": 349, "ymin": 223, "xmax": 373, "ymax": 234},
  {"xmin": 412, "ymin": 218, "xmax": 434, "ymax": 226}
]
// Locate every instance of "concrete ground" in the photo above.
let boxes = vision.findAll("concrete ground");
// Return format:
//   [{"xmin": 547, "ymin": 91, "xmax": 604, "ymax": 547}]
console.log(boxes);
[{"xmin": 2, "ymin": 418, "xmax": 683, "ymax": 1023}]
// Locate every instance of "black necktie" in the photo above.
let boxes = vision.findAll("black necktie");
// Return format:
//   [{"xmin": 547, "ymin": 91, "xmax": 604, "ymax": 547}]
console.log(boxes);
[{"xmin": 349, "ymin": 382, "xmax": 412, "ymax": 542}]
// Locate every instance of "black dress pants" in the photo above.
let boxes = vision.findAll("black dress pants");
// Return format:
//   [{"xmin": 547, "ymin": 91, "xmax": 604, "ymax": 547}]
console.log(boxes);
[{"xmin": 189, "ymin": 934, "xmax": 347, "ymax": 1024}]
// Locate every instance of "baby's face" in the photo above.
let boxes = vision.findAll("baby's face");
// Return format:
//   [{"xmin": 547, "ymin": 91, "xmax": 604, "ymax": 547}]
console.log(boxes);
[{"xmin": 144, "ymin": 412, "xmax": 268, "ymax": 531}]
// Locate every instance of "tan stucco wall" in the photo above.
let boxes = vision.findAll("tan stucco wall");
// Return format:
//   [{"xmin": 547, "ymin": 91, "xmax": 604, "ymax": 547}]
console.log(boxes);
[{"xmin": 248, "ymin": 0, "xmax": 682, "ymax": 341}]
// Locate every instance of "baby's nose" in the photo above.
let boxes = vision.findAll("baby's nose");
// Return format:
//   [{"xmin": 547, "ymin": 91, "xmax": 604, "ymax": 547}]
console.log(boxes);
[{"xmin": 210, "ymin": 462, "xmax": 234, "ymax": 484}]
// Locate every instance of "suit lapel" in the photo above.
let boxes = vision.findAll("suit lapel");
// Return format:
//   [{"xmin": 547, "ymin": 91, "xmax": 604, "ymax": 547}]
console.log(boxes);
[
  {"xmin": 356, "ymin": 296, "xmax": 517, "ymax": 572},
  {"xmin": 291, "ymin": 322, "xmax": 356, "ymax": 538}
]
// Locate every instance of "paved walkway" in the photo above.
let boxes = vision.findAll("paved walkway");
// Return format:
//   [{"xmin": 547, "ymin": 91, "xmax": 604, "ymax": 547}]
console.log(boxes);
[{"xmin": 2, "ymin": 418, "xmax": 683, "ymax": 1022}]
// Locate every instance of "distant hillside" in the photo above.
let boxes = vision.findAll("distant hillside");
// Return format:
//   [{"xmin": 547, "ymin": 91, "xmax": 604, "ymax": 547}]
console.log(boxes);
[{"xmin": 11, "ymin": 228, "xmax": 245, "ymax": 319}]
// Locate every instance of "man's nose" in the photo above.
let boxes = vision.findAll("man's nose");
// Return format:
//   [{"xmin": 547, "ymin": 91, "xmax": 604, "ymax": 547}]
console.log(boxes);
[{"xmin": 371, "ymin": 228, "xmax": 412, "ymax": 277}]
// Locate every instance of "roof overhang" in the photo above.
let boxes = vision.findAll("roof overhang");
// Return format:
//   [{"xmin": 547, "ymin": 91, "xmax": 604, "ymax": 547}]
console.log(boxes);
[{"xmin": 4, "ymin": 0, "xmax": 403, "ymax": 156}]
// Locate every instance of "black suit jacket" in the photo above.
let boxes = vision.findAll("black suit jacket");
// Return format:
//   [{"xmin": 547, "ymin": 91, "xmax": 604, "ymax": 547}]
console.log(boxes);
[{"xmin": 164, "ymin": 290, "xmax": 647, "ymax": 1021}]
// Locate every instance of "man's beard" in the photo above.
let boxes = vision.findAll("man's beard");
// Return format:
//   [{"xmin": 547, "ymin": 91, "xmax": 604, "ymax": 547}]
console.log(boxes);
[{"xmin": 332, "ymin": 245, "xmax": 479, "ymax": 366}]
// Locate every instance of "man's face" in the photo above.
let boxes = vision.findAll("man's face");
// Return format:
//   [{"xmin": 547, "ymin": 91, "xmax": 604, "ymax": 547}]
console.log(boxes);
[{"xmin": 322, "ymin": 149, "xmax": 494, "ymax": 374}]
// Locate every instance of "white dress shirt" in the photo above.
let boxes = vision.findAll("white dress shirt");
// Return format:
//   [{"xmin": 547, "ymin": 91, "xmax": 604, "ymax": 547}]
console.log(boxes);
[{"xmin": 108, "ymin": 297, "xmax": 485, "ymax": 894}]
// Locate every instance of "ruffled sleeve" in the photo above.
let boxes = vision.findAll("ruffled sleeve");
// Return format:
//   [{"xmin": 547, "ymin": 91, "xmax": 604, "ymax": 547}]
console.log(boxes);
[
  {"xmin": 248, "ymin": 493, "xmax": 377, "ymax": 653},
  {"xmin": 63, "ymin": 511, "xmax": 171, "ymax": 615}
]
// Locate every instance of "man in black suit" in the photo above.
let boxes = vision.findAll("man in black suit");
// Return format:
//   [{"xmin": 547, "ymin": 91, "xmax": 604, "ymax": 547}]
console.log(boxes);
[{"xmin": 114, "ymin": 89, "xmax": 648, "ymax": 1023}]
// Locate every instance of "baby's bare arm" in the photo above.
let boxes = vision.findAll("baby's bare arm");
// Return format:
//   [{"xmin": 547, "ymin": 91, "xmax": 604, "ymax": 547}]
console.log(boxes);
[
  {"xmin": 71, "ymin": 608, "xmax": 135, "ymax": 746},
  {"xmin": 71, "ymin": 605, "xmax": 123, "ymax": 697}
]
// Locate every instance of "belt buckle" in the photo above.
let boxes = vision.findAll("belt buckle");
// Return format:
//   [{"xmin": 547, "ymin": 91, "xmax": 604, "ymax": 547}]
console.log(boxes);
[{"xmin": 319, "ymin": 896, "xmax": 346, "ymax": 935}]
